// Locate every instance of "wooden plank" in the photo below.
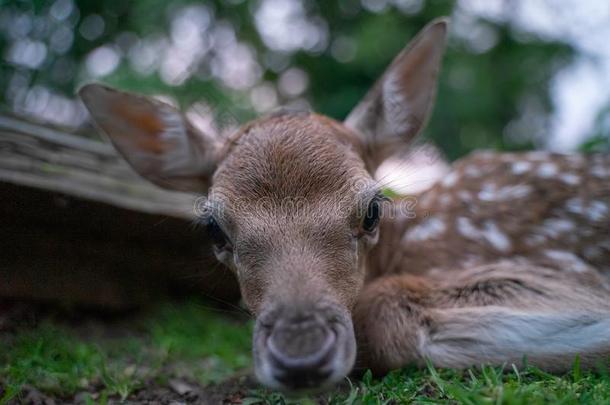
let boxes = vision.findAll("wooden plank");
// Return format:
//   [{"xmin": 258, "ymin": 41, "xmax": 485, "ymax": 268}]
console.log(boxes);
[
  {"xmin": 0, "ymin": 113, "xmax": 239, "ymax": 309},
  {"xmin": 0, "ymin": 114, "xmax": 197, "ymax": 218}
]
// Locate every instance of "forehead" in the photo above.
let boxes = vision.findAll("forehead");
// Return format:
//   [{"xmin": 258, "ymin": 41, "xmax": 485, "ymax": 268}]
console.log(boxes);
[{"xmin": 211, "ymin": 113, "xmax": 370, "ymax": 204}]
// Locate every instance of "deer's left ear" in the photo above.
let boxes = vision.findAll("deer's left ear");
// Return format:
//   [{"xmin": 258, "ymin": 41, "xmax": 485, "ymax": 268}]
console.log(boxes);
[
  {"xmin": 345, "ymin": 18, "xmax": 449, "ymax": 169},
  {"xmin": 79, "ymin": 84, "xmax": 222, "ymax": 193}
]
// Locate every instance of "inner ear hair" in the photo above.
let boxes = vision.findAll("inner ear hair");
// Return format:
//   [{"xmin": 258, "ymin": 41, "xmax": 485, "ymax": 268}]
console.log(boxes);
[
  {"xmin": 78, "ymin": 83, "xmax": 222, "ymax": 193},
  {"xmin": 344, "ymin": 18, "xmax": 449, "ymax": 170}
]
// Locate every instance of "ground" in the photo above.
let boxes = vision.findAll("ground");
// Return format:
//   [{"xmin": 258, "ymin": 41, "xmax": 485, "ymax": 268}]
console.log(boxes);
[{"xmin": 1, "ymin": 299, "xmax": 609, "ymax": 405}]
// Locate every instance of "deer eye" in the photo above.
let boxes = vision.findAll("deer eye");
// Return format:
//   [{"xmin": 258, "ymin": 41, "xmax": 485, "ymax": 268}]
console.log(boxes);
[
  {"xmin": 205, "ymin": 216, "xmax": 229, "ymax": 247},
  {"xmin": 362, "ymin": 197, "xmax": 381, "ymax": 233}
]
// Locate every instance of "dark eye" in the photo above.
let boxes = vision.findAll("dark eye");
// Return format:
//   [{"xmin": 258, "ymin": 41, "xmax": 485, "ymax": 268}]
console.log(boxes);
[
  {"xmin": 205, "ymin": 216, "xmax": 228, "ymax": 247},
  {"xmin": 362, "ymin": 198, "xmax": 381, "ymax": 233}
]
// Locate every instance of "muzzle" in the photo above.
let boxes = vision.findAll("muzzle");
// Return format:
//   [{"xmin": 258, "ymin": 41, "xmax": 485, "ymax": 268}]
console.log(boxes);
[{"xmin": 253, "ymin": 301, "xmax": 356, "ymax": 392}]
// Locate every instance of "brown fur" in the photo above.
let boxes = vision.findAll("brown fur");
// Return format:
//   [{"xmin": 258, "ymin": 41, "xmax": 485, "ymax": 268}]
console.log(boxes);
[{"xmin": 210, "ymin": 113, "xmax": 371, "ymax": 313}]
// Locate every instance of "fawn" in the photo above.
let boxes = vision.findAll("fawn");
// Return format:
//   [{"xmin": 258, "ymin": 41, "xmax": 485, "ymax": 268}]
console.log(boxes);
[{"xmin": 79, "ymin": 18, "xmax": 610, "ymax": 392}]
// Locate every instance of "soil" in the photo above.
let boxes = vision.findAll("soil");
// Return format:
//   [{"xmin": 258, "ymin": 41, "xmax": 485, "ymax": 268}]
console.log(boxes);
[
  {"xmin": 0, "ymin": 300, "xmax": 258, "ymax": 405},
  {"xmin": 3, "ymin": 375, "xmax": 257, "ymax": 404}
]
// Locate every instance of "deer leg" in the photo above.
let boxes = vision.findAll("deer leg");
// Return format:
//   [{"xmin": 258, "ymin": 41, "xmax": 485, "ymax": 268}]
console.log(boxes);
[{"xmin": 353, "ymin": 262, "xmax": 610, "ymax": 374}]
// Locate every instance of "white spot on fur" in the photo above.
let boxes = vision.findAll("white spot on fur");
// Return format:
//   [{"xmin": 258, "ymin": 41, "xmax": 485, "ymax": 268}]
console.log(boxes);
[
  {"xmin": 455, "ymin": 217, "xmax": 512, "ymax": 252},
  {"xmin": 477, "ymin": 151, "xmax": 496, "ymax": 158},
  {"xmin": 511, "ymin": 256, "xmax": 536, "ymax": 266},
  {"xmin": 480, "ymin": 221, "xmax": 512, "ymax": 252},
  {"xmin": 537, "ymin": 162, "xmax": 558, "ymax": 178},
  {"xmin": 511, "ymin": 161, "xmax": 532, "ymax": 175},
  {"xmin": 559, "ymin": 173, "xmax": 580, "ymax": 185},
  {"xmin": 591, "ymin": 165, "xmax": 609, "ymax": 178},
  {"xmin": 442, "ymin": 172, "xmax": 459, "ymax": 188},
  {"xmin": 543, "ymin": 250, "xmax": 590, "ymax": 272},
  {"xmin": 540, "ymin": 218, "xmax": 575, "ymax": 238},
  {"xmin": 419, "ymin": 192, "xmax": 435, "ymax": 208},
  {"xmin": 438, "ymin": 194, "xmax": 452, "ymax": 207},
  {"xmin": 464, "ymin": 166, "xmax": 482, "ymax": 177},
  {"xmin": 566, "ymin": 154, "xmax": 584, "ymax": 166},
  {"xmin": 458, "ymin": 190, "xmax": 472, "ymax": 202},
  {"xmin": 456, "ymin": 217, "xmax": 480, "ymax": 240},
  {"xmin": 525, "ymin": 151, "xmax": 550, "ymax": 161},
  {"xmin": 565, "ymin": 198, "xmax": 585, "ymax": 215},
  {"xmin": 477, "ymin": 182, "xmax": 497, "ymax": 201},
  {"xmin": 459, "ymin": 255, "xmax": 485, "ymax": 269},
  {"xmin": 524, "ymin": 234, "xmax": 546, "ymax": 246},
  {"xmin": 478, "ymin": 184, "xmax": 532, "ymax": 202},
  {"xmin": 588, "ymin": 201, "xmax": 608, "ymax": 222},
  {"xmin": 404, "ymin": 217, "xmax": 447, "ymax": 242},
  {"xmin": 565, "ymin": 198, "xmax": 608, "ymax": 222}
]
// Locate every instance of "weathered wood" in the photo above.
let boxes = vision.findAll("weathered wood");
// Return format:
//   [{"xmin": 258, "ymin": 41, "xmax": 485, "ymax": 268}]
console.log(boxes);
[
  {"xmin": 0, "ymin": 114, "xmax": 197, "ymax": 218},
  {"xmin": 0, "ymin": 113, "xmax": 239, "ymax": 309}
]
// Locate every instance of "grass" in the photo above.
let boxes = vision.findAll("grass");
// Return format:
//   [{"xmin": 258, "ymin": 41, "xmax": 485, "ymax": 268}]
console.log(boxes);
[
  {"xmin": 247, "ymin": 364, "xmax": 610, "ymax": 404},
  {"xmin": 0, "ymin": 300, "xmax": 252, "ymax": 403},
  {"xmin": 1, "ymin": 301, "xmax": 609, "ymax": 404}
]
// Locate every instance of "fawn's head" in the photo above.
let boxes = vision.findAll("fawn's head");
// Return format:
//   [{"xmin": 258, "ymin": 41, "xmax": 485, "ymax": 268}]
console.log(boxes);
[{"xmin": 80, "ymin": 18, "xmax": 448, "ymax": 391}]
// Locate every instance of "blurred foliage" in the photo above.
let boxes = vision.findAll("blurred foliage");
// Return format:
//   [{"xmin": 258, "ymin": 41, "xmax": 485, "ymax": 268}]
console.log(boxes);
[
  {"xmin": 581, "ymin": 106, "xmax": 610, "ymax": 152},
  {"xmin": 0, "ymin": 0, "xmax": 591, "ymax": 159}
]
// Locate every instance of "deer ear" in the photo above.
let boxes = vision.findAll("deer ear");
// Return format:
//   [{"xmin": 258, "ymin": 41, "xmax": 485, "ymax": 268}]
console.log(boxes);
[
  {"xmin": 345, "ymin": 18, "xmax": 449, "ymax": 169},
  {"xmin": 79, "ymin": 84, "xmax": 221, "ymax": 193}
]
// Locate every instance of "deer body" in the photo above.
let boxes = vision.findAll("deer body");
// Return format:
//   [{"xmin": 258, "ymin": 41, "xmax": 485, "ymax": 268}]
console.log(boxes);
[
  {"xmin": 79, "ymin": 18, "xmax": 610, "ymax": 392},
  {"xmin": 359, "ymin": 151, "xmax": 610, "ymax": 374}
]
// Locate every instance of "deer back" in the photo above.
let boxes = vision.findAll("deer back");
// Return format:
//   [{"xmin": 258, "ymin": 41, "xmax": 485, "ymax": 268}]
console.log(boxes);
[{"xmin": 369, "ymin": 151, "xmax": 610, "ymax": 281}]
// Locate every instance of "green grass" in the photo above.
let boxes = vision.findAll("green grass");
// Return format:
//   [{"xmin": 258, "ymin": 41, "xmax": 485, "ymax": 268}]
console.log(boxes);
[
  {"xmin": 0, "ymin": 301, "xmax": 252, "ymax": 403},
  {"xmin": 246, "ymin": 364, "xmax": 610, "ymax": 404},
  {"xmin": 1, "ymin": 302, "xmax": 609, "ymax": 404}
]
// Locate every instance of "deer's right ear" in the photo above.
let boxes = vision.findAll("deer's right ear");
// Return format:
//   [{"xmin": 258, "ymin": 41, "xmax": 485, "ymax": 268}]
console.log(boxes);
[
  {"xmin": 345, "ymin": 18, "xmax": 448, "ymax": 170},
  {"xmin": 79, "ymin": 84, "xmax": 221, "ymax": 193}
]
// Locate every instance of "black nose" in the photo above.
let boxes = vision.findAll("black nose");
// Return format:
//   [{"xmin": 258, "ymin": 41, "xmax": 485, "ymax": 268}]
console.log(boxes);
[{"xmin": 267, "ymin": 313, "xmax": 336, "ymax": 389}]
